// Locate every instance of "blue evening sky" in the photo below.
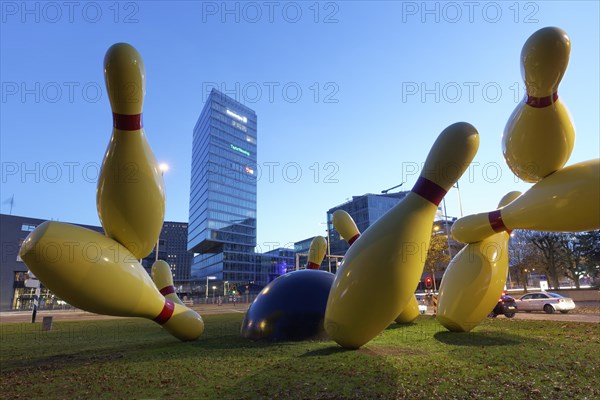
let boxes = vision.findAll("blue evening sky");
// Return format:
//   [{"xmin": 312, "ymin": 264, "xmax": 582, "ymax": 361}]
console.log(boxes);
[{"xmin": 1, "ymin": 1, "xmax": 599, "ymax": 249}]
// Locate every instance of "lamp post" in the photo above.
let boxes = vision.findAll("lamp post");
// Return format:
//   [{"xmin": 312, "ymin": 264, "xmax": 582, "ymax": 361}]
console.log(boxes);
[
  {"xmin": 430, "ymin": 225, "xmax": 440, "ymax": 293},
  {"xmin": 205, "ymin": 276, "xmax": 216, "ymax": 300},
  {"xmin": 454, "ymin": 182, "xmax": 464, "ymax": 217},
  {"xmin": 381, "ymin": 182, "xmax": 404, "ymax": 194},
  {"xmin": 155, "ymin": 163, "xmax": 169, "ymax": 262},
  {"xmin": 212, "ymin": 285, "xmax": 216, "ymax": 303},
  {"xmin": 441, "ymin": 197, "xmax": 453, "ymax": 259},
  {"xmin": 507, "ymin": 232, "xmax": 515, "ymax": 289}
]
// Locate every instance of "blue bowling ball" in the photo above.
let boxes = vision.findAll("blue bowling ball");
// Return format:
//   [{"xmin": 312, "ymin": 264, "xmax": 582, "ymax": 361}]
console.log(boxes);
[{"xmin": 241, "ymin": 269, "xmax": 335, "ymax": 341}]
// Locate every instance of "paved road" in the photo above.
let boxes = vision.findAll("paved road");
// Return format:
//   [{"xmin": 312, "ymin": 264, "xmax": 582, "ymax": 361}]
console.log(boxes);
[
  {"xmin": 498, "ymin": 311, "xmax": 599, "ymax": 323},
  {"xmin": 0, "ymin": 304, "xmax": 250, "ymax": 324},
  {"xmin": 1, "ymin": 304, "xmax": 598, "ymax": 324}
]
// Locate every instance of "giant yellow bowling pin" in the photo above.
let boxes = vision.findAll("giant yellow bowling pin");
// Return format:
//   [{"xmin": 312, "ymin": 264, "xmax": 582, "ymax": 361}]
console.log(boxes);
[
  {"xmin": 19, "ymin": 222, "xmax": 204, "ymax": 341},
  {"xmin": 452, "ymin": 159, "xmax": 600, "ymax": 244},
  {"xmin": 152, "ymin": 260, "xmax": 185, "ymax": 306},
  {"xmin": 332, "ymin": 210, "xmax": 420, "ymax": 324},
  {"xmin": 97, "ymin": 43, "xmax": 165, "ymax": 259},
  {"xmin": 503, "ymin": 26, "xmax": 574, "ymax": 182},
  {"xmin": 394, "ymin": 295, "xmax": 421, "ymax": 324},
  {"xmin": 307, "ymin": 236, "xmax": 327, "ymax": 269},
  {"xmin": 325, "ymin": 122, "xmax": 479, "ymax": 349},
  {"xmin": 436, "ymin": 191, "xmax": 521, "ymax": 332}
]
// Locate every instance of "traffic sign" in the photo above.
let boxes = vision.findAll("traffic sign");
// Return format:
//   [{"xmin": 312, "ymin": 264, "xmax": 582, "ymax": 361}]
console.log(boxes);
[{"xmin": 25, "ymin": 279, "xmax": 40, "ymax": 288}]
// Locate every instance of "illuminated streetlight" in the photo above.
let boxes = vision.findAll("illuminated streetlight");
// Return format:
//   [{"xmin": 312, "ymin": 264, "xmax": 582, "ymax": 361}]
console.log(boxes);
[{"xmin": 212, "ymin": 285, "xmax": 217, "ymax": 302}]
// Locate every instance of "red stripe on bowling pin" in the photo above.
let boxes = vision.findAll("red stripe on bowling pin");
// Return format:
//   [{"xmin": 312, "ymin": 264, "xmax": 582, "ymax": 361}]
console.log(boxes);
[
  {"xmin": 160, "ymin": 286, "xmax": 176, "ymax": 296},
  {"xmin": 488, "ymin": 210, "xmax": 508, "ymax": 233},
  {"xmin": 153, "ymin": 299, "xmax": 175, "ymax": 325},
  {"xmin": 348, "ymin": 234, "xmax": 360, "ymax": 246},
  {"xmin": 411, "ymin": 176, "xmax": 447, "ymax": 207},
  {"xmin": 307, "ymin": 262, "xmax": 320, "ymax": 270},
  {"xmin": 113, "ymin": 113, "xmax": 143, "ymax": 130},
  {"xmin": 526, "ymin": 92, "xmax": 558, "ymax": 108}
]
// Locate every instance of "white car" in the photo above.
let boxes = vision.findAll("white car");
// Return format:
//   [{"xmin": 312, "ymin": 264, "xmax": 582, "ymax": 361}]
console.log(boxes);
[
  {"xmin": 416, "ymin": 295, "xmax": 428, "ymax": 314},
  {"xmin": 515, "ymin": 292, "xmax": 576, "ymax": 314}
]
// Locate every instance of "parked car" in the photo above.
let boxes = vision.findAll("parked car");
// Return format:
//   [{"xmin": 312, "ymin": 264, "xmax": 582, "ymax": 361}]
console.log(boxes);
[
  {"xmin": 515, "ymin": 292, "xmax": 576, "ymax": 314},
  {"xmin": 489, "ymin": 293, "xmax": 517, "ymax": 318}
]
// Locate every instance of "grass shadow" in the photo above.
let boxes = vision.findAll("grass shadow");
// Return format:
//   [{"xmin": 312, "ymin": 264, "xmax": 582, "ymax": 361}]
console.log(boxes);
[
  {"xmin": 434, "ymin": 331, "xmax": 523, "ymax": 347},
  {"xmin": 189, "ymin": 334, "xmax": 293, "ymax": 350},
  {"xmin": 216, "ymin": 345, "xmax": 401, "ymax": 400},
  {"xmin": 299, "ymin": 345, "xmax": 348, "ymax": 357},
  {"xmin": 3, "ymin": 341, "xmax": 153, "ymax": 370},
  {"xmin": 385, "ymin": 321, "xmax": 420, "ymax": 330}
]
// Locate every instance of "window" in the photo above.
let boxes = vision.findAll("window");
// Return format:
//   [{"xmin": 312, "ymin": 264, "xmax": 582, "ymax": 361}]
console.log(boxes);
[
  {"xmin": 21, "ymin": 224, "xmax": 36, "ymax": 232},
  {"xmin": 14, "ymin": 272, "xmax": 28, "ymax": 282}
]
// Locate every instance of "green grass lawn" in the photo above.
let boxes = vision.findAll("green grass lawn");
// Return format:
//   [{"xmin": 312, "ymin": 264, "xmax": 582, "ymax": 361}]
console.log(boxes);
[{"xmin": 1, "ymin": 314, "xmax": 598, "ymax": 399}]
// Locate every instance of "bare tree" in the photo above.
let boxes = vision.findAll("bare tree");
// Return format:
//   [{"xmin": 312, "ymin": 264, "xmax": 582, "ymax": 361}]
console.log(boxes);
[
  {"xmin": 580, "ymin": 231, "xmax": 600, "ymax": 283},
  {"xmin": 558, "ymin": 233, "xmax": 584, "ymax": 288},
  {"xmin": 509, "ymin": 230, "xmax": 545, "ymax": 292},
  {"xmin": 558, "ymin": 231, "xmax": 600, "ymax": 287},
  {"xmin": 523, "ymin": 231, "xmax": 563, "ymax": 290}
]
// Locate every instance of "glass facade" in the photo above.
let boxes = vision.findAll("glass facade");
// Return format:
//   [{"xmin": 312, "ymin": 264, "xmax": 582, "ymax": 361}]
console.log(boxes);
[
  {"xmin": 188, "ymin": 89, "xmax": 260, "ymax": 283},
  {"xmin": 327, "ymin": 192, "xmax": 408, "ymax": 256},
  {"xmin": 257, "ymin": 248, "xmax": 295, "ymax": 283}
]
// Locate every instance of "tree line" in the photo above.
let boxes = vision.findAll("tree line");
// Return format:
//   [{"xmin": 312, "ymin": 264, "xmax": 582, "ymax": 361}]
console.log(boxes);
[
  {"xmin": 508, "ymin": 230, "xmax": 599, "ymax": 290},
  {"xmin": 424, "ymin": 229, "xmax": 600, "ymax": 290}
]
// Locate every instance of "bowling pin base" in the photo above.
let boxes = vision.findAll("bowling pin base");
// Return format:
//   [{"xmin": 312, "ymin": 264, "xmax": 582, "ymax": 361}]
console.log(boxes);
[
  {"xmin": 435, "ymin": 315, "xmax": 475, "ymax": 333},
  {"xmin": 436, "ymin": 231, "xmax": 509, "ymax": 333},
  {"xmin": 395, "ymin": 297, "xmax": 420, "ymax": 324},
  {"xmin": 163, "ymin": 305, "xmax": 204, "ymax": 341},
  {"xmin": 437, "ymin": 192, "xmax": 519, "ymax": 333},
  {"xmin": 323, "ymin": 321, "xmax": 364, "ymax": 350}
]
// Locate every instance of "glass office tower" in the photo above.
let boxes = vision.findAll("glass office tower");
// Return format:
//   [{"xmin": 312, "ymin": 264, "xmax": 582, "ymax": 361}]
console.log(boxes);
[{"xmin": 188, "ymin": 89, "xmax": 258, "ymax": 283}]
